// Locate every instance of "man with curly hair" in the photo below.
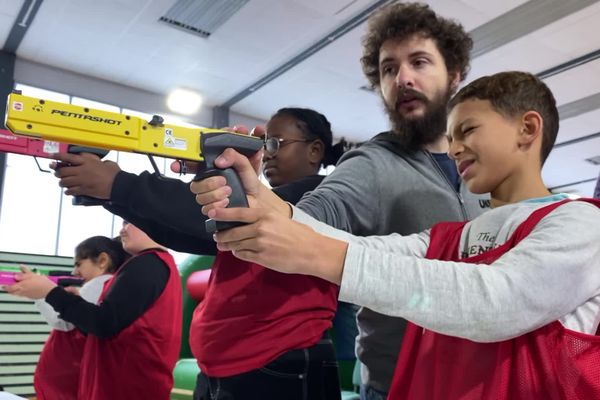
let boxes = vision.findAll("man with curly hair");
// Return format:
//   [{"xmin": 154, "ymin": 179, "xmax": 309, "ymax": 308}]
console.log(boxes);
[
  {"xmin": 299, "ymin": 4, "xmax": 489, "ymax": 398},
  {"xmin": 192, "ymin": 2, "xmax": 489, "ymax": 399}
]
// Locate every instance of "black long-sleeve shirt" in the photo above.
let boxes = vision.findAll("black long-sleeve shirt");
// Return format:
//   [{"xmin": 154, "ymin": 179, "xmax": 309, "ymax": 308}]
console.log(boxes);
[
  {"xmin": 51, "ymin": 171, "xmax": 324, "ymax": 338},
  {"xmin": 45, "ymin": 250, "xmax": 169, "ymax": 338},
  {"xmin": 104, "ymin": 171, "xmax": 325, "ymax": 255}
]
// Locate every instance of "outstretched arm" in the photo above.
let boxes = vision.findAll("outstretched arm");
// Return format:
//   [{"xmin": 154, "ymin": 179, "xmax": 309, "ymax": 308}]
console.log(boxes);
[
  {"xmin": 212, "ymin": 200, "xmax": 600, "ymax": 342},
  {"xmin": 209, "ymin": 205, "xmax": 429, "ymax": 284},
  {"xmin": 211, "ymin": 207, "xmax": 349, "ymax": 283},
  {"xmin": 330, "ymin": 203, "xmax": 600, "ymax": 342},
  {"xmin": 43, "ymin": 253, "xmax": 168, "ymax": 338},
  {"xmin": 52, "ymin": 152, "xmax": 217, "ymax": 254}
]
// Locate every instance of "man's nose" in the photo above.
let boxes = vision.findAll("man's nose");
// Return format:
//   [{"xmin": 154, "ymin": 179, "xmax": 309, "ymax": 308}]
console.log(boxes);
[{"xmin": 395, "ymin": 65, "xmax": 415, "ymax": 88}]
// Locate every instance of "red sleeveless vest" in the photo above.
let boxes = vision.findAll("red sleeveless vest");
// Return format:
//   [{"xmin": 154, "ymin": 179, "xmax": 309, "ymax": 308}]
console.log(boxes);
[
  {"xmin": 34, "ymin": 329, "xmax": 85, "ymax": 400},
  {"xmin": 190, "ymin": 250, "xmax": 337, "ymax": 377},
  {"xmin": 78, "ymin": 250, "xmax": 182, "ymax": 400},
  {"xmin": 389, "ymin": 199, "xmax": 600, "ymax": 400}
]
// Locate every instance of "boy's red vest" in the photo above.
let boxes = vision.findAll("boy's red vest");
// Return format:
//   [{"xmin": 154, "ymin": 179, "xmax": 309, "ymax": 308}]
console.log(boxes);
[
  {"xmin": 78, "ymin": 250, "xmax": 182, "ymax": 400},
  {"xmin": 389, "ymin": 199, "xmax": 600, "ymax": 400},
  {"xmin": 34, "ymin": 329, "xmax": 85, "ymax": 400}
]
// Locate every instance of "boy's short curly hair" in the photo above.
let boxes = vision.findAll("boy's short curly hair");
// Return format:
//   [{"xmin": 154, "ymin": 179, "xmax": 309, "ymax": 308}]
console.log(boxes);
[
  {"xmin": 448, "ymin": 71, "xmax": 559, "ymax": 165},
  {"xmin": 361, "ymin": 2, "xmax": 472, "ymax": 88}
]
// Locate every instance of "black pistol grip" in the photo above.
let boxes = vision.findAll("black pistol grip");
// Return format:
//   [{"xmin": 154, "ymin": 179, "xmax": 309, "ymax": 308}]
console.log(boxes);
[{"xmin": 196, "ymin": 167, "xmax": 249, "ymax": 233}]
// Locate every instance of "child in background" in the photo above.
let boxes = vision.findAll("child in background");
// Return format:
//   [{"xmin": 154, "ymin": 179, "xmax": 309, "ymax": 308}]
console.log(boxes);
[
  {"xmin": 195, "ymin": 71, "xmax": 600, "ymax": 399},
  {"xmin": 7, "ymin": 222, "xmax": 182, "ymax": 400},
  {"xmin": 33, "ymin": 235, "xmax": 128, "ymax": 400}
]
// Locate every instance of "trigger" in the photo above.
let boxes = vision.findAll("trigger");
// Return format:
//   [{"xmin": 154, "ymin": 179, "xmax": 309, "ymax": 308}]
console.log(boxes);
[{"xmin": 178, "ymin": 160, "xmax": 188, "ymax": 175}]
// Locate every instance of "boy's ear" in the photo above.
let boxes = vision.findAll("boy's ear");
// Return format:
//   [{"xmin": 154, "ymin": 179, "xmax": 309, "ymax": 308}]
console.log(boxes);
[{"xmin": 518, "ymin": 111, "xmax": 543, "ymax": 148}]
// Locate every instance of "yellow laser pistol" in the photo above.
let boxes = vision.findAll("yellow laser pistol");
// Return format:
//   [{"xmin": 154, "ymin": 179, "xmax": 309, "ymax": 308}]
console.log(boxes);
[
  {"xmin": 5, "ymin": 92, "xmax": 264, "ymax": 232},
  {"xmin": 4, "ymin": 91, "xmax": 262, "ymax": 163}
]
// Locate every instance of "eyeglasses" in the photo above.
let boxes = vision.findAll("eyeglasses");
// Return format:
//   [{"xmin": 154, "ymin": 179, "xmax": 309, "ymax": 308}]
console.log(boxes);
[{"xmin": 263, "ymin": 137, "xmax": 313, "ymax": 156}]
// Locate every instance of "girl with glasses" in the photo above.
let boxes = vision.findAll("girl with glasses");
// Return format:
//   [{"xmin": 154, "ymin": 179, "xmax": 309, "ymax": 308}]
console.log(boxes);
[{"xmin": 189, "ymin": 107, "xmax": 349, "ymax": 400}]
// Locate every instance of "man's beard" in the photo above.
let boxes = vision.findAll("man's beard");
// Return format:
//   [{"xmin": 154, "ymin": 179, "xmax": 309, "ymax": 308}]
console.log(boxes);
[{"xmin": 383, "ymin": 86, "xmax": 451, "ymax": 151}]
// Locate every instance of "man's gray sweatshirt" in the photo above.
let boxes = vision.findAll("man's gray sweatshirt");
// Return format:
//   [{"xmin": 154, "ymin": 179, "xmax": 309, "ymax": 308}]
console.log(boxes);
[{"xmin": 297, "ymin": 132, "xmax": 489, "ymax": 392}]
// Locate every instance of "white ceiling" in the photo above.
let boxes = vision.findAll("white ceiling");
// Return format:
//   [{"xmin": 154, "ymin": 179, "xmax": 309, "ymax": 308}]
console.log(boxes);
[{"xmin": 2, "ymin": 0, "xmax": 600, "ymax": 196}]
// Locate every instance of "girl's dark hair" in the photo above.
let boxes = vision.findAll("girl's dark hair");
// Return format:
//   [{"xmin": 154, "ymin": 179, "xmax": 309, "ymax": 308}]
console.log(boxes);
[
  {"xmin": 271, "ymin": 107, "xmax": 347, "ymax": 167},
  {"xmin": 75, "ymin": 236, "xmax": 130, "ymax": 273}
]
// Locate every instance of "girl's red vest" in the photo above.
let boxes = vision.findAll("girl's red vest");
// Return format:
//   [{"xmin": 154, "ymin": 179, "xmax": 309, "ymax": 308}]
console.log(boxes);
[
  {"xmin": 34, "ymin": 329, "xmax": 85, "ymax": 400},
  {"xmin": 78, "ymin": 250, "xmax": 182, "ymax": 400},
  {"xmin": 190, "ymin": 251, "xmax": 337, "ymax": 377},
  {"xmin": 389, "ymin": 199, "xmax": 600, "ymax": 400}
]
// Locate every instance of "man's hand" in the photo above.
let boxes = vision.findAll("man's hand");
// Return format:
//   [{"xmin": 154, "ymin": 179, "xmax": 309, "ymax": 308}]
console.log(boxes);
[
  {"xmin": 5, "ymin": 266, "xmax": 57, "ymax": 299},
  {"xmin": 210, "ymin": 206, "xmax": 347, "ymax": 285},
  {"xmin": 51, "ymin": 152, "xmax": 121, "ymax": 199}
]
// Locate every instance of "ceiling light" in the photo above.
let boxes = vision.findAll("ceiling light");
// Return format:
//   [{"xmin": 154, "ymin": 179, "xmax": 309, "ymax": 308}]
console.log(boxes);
[{"xmin": 166, "ymin": 88, "xmax": 202, "ymax": 115}]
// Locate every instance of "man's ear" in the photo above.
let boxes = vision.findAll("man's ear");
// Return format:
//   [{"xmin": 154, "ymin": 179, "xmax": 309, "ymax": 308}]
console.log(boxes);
[
  {"xmin": 449, "ymin": 71, "xmax": 461, "ymax": 93},
  {"xmin": 519, "ymin": 111, "xmax": 543, "ymax": 147}
]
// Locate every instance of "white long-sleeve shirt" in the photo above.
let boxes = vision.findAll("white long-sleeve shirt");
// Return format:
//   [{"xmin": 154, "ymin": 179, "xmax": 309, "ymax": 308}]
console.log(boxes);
[
  {"xmin": 34, "ymin": 274, "xmax": 112, "ymax": 331},
  {"xmin": 293, "ymin": 195, "xmax": 600, "ymax": 342}
]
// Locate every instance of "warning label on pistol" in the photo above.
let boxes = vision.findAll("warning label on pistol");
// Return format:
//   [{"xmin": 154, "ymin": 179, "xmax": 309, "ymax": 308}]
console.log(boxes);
[{"xmin": 164, "ymin": 128, "xmax": 187, "ymax": 150}]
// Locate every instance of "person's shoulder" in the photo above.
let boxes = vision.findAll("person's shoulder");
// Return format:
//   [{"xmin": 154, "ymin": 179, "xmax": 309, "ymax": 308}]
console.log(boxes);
[
  {"xmin": 273, "ymin": 175, "xmax": 324, "ymax": 203},
  {"xmin": 125, "ymin": 250, "xmax": 169, "ymax": 267},
  {"xmin": 336, "ymin": 131, "xmax": 414, "ymax": 166},
  {"xmin": 349, "ymin": 131, "xmax": 396, "ymax": 153},
  {"xmin": 83, "ymin": 274, "xmax": 112, "ymax": 287},
  {"xmin": 531, "ymin": 198, "xmax": 600, "ymax": 230},
  {"xmin": 557, "ymin": 198, "xmax": 600, "ymax": 217},
  {"xmin": 277, "ymin": 175, "xmax": 324, "ymax": 191},
  {"xmin": 119, "ymin": 250, "xmax": 171, "ymax": 282}
]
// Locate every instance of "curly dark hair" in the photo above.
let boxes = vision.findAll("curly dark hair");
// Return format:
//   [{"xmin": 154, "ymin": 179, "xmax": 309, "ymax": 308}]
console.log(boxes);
[
  {"xmin": 361, "ymin": 2, "xmax": 472, "ymax": 88},
  {"xmin": 448, "ymin": 71, "xmax": 559, "ymax": 165}
]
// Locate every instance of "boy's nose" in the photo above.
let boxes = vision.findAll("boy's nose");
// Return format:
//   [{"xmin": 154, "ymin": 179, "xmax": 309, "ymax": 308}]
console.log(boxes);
[{"xmin": 447, "ymin": 139, "xmax": 463, "ymax": 160}]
